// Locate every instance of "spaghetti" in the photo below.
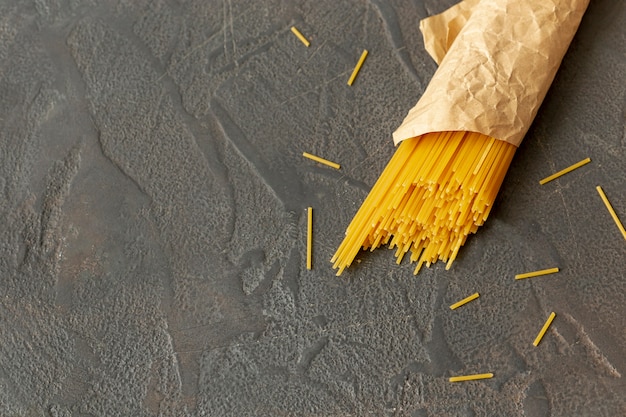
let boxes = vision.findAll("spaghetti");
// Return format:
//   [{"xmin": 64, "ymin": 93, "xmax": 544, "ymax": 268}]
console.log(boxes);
[
  {"xmin": 303, "ymin": 152, "xmax": 341, "ymax": 169},
  {"xmin": 533, "ymin": 312, "xmax": 556, "ymax": 346},
  {"xmin": 539, "ymin": 157, "xmax": 591, "ymax": 185},
  {"xmin": 449, "ymin": 373, "xmax": 493, "ymax": 382},
  {"xmin": 347, "ymin": 50, "xmax": 368, "ymax": 86},
  {"xmin": 290, "ymin": 26, "xmax": 310, "ymax": 47},
  {"xmin": 449, "ymin": 292, "xmax": 480, "ymax": 310},
  {"xmin": 331, "ymin": 131, "xmax": 516, "ymax": 275},
  {"xmin": 307, "ymin": 207, "xmax": 313, "ymax": 270},
  {"xmin": 596, "ymin": 186, "xmax": 626, "ymax": 241},
  {"xmin": 515, "ymin": 267, "xmax": 559, "ymax": 280}
]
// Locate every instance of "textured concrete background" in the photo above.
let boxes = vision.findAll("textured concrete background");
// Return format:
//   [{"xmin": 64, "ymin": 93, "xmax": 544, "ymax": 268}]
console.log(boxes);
[{"xmin": 0, "ymin": 0, "xmax": 624, "ymax": 416}]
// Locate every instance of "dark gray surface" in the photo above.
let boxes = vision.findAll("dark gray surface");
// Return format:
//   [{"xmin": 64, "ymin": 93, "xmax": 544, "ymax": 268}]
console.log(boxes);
[{"xmin": 0, "ymin": 0, "xmax": 624, "ymax": 416}]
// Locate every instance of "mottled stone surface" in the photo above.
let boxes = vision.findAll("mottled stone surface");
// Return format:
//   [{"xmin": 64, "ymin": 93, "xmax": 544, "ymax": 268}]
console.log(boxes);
[{"xmin": 0, "ymin": 1, "xmax": 624, "ymax": 416}]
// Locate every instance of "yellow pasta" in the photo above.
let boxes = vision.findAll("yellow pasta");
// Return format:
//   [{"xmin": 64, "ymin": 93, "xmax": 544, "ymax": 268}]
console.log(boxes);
[
  {"xmin": 449, "ymin": 373, "xmax": 494, "ymax": 382},
  {"xmin": 449, "ymin": 292, "xmax": 480, "ymax": 310},
  {"xmin": 533, "ymin": 312, "xmax": 556, "ymax": 346},
  {"xmin": 347, "ymin": 50, "xmax": 368, "ymax": 86},
  {"xmin": 290, "ymin": 26, "xmax": 310, "ymax": 47},
  {"xmin": 307, "ymin": 207, "xmax": 313, "ymax": 270},
  {"xmin": 515, "ymin": 267, "xmax": 559, "ymax": 280},
  {"xmin": 303, "ymin": 152, "xmax": 341, "ymax": 169},
  {"xmin": 596, "ymin": 186, "xmax": 626, "ymax": 241},
  {"xmin": 539, "ymin": 157, "xmax": 591, "ymax": 184},
  {"xmin": 331, "ymin": 131, "xmax": 516, "ymax": 275}
]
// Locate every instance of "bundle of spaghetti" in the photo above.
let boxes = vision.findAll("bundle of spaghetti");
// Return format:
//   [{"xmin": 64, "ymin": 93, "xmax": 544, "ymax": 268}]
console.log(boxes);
[
  {"xmin": 332, "ymin": 131, "xmax": 515, "ymax": 275},
  {"xmin": 331, "ymin": 0, "xmax": 589, "ymax": 275}
]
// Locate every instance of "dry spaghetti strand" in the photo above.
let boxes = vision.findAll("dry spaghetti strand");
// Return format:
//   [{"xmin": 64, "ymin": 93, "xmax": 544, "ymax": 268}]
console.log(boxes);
[
  {"xmin": 290, "ymin": 26, "xmax": 310, "ymax": 47},
  {"xmin": 307, "ymin": 207, "xmax": 313, "ymax": 270},
  {"xmin": 596, "ymin": 186, "xmax": 626, "ymax": 241},
  {"xmin": 331, "ymin": 131, "xmax": 516, "ymax": 275}
]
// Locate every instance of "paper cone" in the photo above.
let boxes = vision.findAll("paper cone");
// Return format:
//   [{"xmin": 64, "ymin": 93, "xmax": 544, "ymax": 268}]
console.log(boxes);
[{"xmin": 393, "ymin": 0, "xmax": 590, "ymax": 147}]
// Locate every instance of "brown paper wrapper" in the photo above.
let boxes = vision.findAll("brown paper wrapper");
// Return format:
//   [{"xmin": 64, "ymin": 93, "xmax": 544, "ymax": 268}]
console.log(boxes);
[{"xmin": 393, "ymin": 0, "xmax": 590, "ymax": 147}]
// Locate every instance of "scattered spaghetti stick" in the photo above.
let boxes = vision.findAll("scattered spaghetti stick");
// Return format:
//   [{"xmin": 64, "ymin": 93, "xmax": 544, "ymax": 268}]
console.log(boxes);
[
  {"xmin": 347, "ymin": 49, "xmax": 368, "ymax": 86},
  {"xmin": 449, "ymin": 292, "xmax": 479, "ymax": 310},
  {"xmin": 307, "ymin": 207, "xmax": 313, "ymax": 270},
  {"xmin": 515, "ymin": 267, "xmax": 559, "ymax": 280},
  {"xmin": 539, "ymin": 157, "xmax": 591, "ymax": 185},
  {"xmin": 303, "ymin": 152, "xmax": 341, "ymax": 170},
  {"xmin": 290, "ymin": 26, "xmax": 310, "ymax": 47},
  {"xmin": 596, "ymin": 186, "xmax": 626, "ymax": 241},
  {"xmin": 449, "ymin": 373, "xmax": 494, "ymax": 382},
  {"xmin": 533, "ymin": 312, "xmax": 556, "ymax": 346}
]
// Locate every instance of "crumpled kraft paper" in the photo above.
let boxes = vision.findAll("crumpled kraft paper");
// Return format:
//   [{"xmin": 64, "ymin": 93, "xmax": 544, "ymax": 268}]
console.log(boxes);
[{"xmin": 392, "ymin": 0, "xmax": 590, "ymax": 147}]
